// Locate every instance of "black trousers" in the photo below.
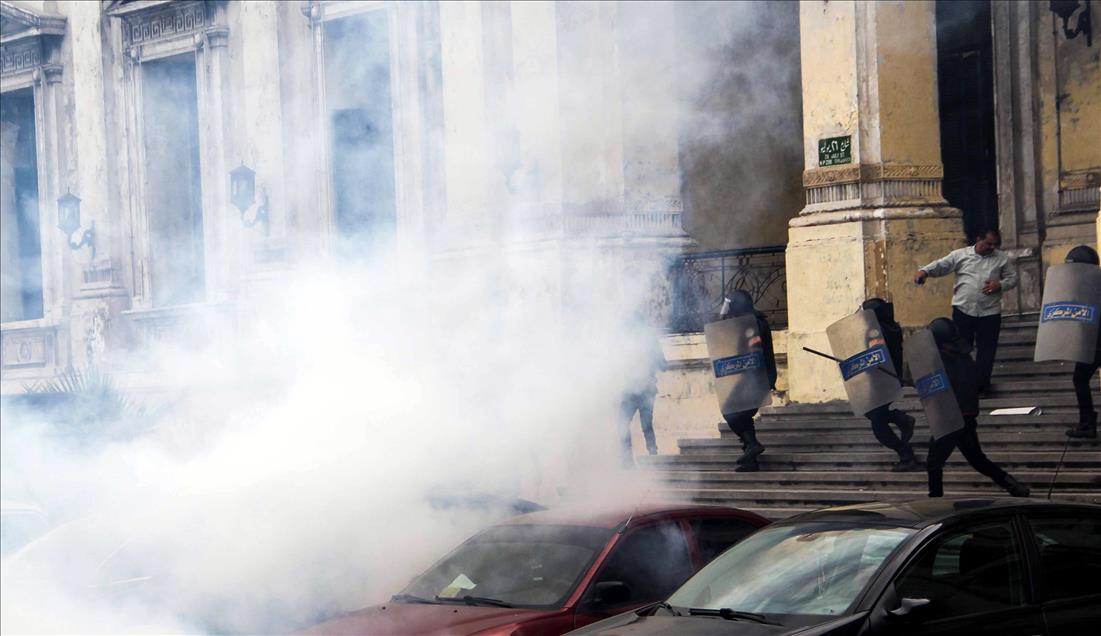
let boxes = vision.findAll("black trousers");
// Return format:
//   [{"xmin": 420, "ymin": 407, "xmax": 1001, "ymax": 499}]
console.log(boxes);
[
  {"xmin": 926, "ymin": 415, "xmax": 1010, "ymax": 496},
  {"xmin": 952, "ymin": 307, "xmax": 1001, "ymax": 390},
  {"xmin": 865, "ymin": 404, "xmax": 913, "ymax": 460},
  {"xmin": 1073, "ymin": 349, "xmax": 1101, "ymax": 420},
  {"xmin": 723, "ymin": 409, "xmax": 758, "ymax": 436}
]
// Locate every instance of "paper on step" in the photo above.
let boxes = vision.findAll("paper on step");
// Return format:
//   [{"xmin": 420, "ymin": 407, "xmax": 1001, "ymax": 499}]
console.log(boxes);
[{"xmin": 989, "ymin": 406, "xmax": 1043, "ymax": 416}]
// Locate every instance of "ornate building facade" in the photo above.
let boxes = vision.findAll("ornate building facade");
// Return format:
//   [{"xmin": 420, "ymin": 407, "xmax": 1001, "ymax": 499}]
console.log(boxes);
[{"xmin": 1, "ymin": 1, "xmax": 1098, "ymax": 448}]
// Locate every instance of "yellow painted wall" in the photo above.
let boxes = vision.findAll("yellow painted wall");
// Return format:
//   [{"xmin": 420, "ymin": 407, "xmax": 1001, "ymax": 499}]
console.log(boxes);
[
  {"xmin": 874, "ymin": 1, "xmax": 942, "ymax": 166},
  {"xmin": 1056, "ymin": 0, "xmax": 1101, "ymax": 176},
  {"xmin": 799, "ymin": 0, "xmax": 859, "ymax": 167}
]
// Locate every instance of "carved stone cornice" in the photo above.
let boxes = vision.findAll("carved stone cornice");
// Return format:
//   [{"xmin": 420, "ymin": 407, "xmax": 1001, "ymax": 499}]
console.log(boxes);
[
  {"xmin": 0, "ymin": 37, "xmax": 41, "ymax": 76},
  {"xmin": 800, "ymin": 162, "xmax": 947, "ymax": 213},
  {"xmin": 0, "ymin": 1, "xmax": 66, "ymax": 44},
  {"xmin": 803, "ymin": 163, "xmax": 944, "ymax": 188},
  {"xmin": 112, "ymin": 0, "xmax": 224, "ymax": 51}
]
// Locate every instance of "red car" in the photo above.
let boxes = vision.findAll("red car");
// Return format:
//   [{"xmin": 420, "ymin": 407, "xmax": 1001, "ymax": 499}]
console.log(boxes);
[{"xmin": 301, "ymin": 503, "xmax": 769, "ymax": 635}]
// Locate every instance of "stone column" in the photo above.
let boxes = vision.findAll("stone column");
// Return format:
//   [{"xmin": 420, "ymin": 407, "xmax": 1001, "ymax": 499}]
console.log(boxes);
[
  {"xmin": 786, "ymin": 1, "xmax": 962, "ymax": 403},
  {"xmin": 438, "ymin": 0, "xmax": 491, "ymax": 229},
  {"xmin": 240, "ymin": 0, "xmax": 287, "ymax": 265},
  {"xmin": 66, "ymin": 2, "xmax": 130, "ymax": 368}
]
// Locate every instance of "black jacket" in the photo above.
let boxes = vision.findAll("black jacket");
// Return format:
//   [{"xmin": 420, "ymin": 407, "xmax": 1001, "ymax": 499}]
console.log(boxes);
[
  {"xmin": 881, "ymin": 320, "xmax": 904, "ymax": 379},
  {"xmin": 939, "ymin": 343, "xmax": 979, "ymax": 416},
  {"xmin": 756, "ymin": 312, "xmax": 778, "ymax": 390}
]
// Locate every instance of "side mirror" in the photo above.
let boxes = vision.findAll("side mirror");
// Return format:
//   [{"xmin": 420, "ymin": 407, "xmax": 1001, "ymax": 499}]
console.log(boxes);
[
  {"xmin": 590, "ymin": 580, "xmax": 632, "ymax": 606},
  {"xmin": 888, "ymin": 597, "xmax": 931, "ymax": 620}
]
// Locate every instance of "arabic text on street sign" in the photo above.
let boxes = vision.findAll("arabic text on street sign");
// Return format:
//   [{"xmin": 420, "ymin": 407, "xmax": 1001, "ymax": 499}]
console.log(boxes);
[{"xmin": 818, "ymin": 135, "xmax": 852, "ymax": 167}]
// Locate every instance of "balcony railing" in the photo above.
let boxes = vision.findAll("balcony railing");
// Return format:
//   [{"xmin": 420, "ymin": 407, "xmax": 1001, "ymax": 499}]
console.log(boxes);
[{"xmin": 668, "ymin": 245, "xmax": 787, "ymax": 333}]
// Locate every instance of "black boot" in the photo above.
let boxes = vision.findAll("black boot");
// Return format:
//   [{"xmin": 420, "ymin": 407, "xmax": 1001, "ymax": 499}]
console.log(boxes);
[
  {"xmin": 928, "ymin": 469, "xmax": 944, "ymax": 498},
  {"xmin": 892, "ymin": 445, "xmax": 923, "ymax": 472},
  {"xmin": 1067, "ymin": 411, "xmax": 1098, "ymax": 439},
  {"xmin": 735, "ymin": 460, "xmax": 760, "ymax": 473},
  {"xmin": 891, "ymin": 409, "xmax": 916, "ymax": 444},
  {"xmin": 735, "ymin": 429, "xmax": 765, "ymax": 466},
  {"xmin": 1001, "ymin": 475, "xmax": 1031, "ymax": 498}
]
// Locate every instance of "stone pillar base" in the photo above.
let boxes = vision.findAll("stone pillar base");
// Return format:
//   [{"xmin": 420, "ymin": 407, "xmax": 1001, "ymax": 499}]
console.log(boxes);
[{"xmin": 785, "ymin": 209, "xmax": 962, "ymax": 404}]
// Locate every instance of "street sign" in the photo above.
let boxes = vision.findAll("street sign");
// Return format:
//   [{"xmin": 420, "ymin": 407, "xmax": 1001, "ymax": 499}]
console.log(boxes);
[{"xmin": 818, "ymin": 135, "xmax": 852, "ymax": 167}]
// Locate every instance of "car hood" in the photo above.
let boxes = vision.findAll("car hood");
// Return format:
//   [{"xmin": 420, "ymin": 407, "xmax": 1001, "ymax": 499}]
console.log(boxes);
[
  {"xmin": 297, "ymin": 602, "xmax": 554, "ymax": 635},
  {"xmin": 569, "ymin": 611, "xmax": 869, "ymax": 636}
]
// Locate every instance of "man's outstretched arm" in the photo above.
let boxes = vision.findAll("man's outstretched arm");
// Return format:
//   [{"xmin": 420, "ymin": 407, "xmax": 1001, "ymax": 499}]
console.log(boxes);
[{"xmin": 914, "ymin": 250, "xmax": 959, "ymax": 284}]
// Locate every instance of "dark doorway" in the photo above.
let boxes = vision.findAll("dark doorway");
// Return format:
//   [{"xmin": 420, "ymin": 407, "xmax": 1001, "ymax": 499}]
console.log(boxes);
[{"xmin": 936, "ymin": 0, "xmax": 997, "ymax": 241}]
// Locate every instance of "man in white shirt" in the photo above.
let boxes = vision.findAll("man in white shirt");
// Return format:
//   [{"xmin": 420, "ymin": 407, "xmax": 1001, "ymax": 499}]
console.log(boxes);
[{"xmin": 914, "ymin": 228, "xmax": 1018, "ymax": 392}]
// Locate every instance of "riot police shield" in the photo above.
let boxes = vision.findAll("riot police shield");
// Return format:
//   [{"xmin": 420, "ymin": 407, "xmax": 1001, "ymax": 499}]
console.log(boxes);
[
  {"xmin": 705, "ymin": 313, "xmax": 772, "ymax": 416},
  {"xmin": 907, "ymin": 328, "xmax": 965, "ymax": 440},
  {"xmin": 1035, "ymin": 263, "xmax": 1101, "ymax": 364},
  {"xmin": 826, "ymin": 309, "xmax": 903, "ymax": 417}
]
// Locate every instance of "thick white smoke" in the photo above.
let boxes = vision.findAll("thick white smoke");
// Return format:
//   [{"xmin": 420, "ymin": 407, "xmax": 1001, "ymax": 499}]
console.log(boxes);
[{"xmin": 0, "ymin": 244, "xmax": 669, "ymax": 634}]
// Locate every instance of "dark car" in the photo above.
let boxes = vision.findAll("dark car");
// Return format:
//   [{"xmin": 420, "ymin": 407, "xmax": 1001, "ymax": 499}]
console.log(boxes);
[
  {"xmin": 301, "ymin": 503, "xmax": 770, "ymax": 635},
  {"xmin": 569, "ymin": 499, "xmax": 1101, "ymax": 636}
]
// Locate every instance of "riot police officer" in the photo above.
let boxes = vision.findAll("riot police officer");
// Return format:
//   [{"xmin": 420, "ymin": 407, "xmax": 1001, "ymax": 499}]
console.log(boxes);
[
  {"xmin": 926, "ymin": 317, "xmax": 1030, "ymax": 497},
  {"xmin": 711, "ymin": 290, "xmax": 777, "ymax": 472},
  {"xmin": 1061, "ymin": 246, "xmax": 1100, "ymax": 439},
  {"xmin": 860, "ymin": 299, "xmax": 920, "ymax": 472}
]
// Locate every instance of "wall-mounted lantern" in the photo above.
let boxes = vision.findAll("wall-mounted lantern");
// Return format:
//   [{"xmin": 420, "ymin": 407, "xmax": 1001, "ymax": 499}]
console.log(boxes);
[
  {"xmin": 1051, "ymin": 1, "xmax": 1093, "ymax": 46},
  {"xmin": 229, "ymin": 162, "xmax": 268, "ymax": 230},
  {"xmin": 57, "ymin": 190, "xmax": 95, "ymax": 257}
]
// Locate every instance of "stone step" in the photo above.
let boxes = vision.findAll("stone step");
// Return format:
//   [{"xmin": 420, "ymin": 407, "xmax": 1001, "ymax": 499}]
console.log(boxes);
[
  {"xmin": 656, "ymin": 487, "xmax": 1101, "ymax": 508},
  {"xmin": 991, "ymin": 363, "xmax": 1077, "ymax": 378},
  {"xmin": 899, "ymin": 378, "xmax": 1101, "ymax": 395},
  {"xmin": 678, "ymin": 437, "xmax": 1092, "ymax": 453},
  {"xmin": 654, "ymin": 470, "xmax": 1101, "ymax": 490},
  {"xmin": 714, "ymin": 430, "xmax": 1091, "ymax": 443},
  {"xmin": 641, "ymin": 450, "xmax": 1101, "ymax": 471},
  {"xmin": 762, "ymin": 394, "xmax": 1085, "ymax": 417},
  {"xmin": 732, "ymin": 413, "xmax": 1082, "ymax": 433},
  {"xmin": 999, "ymin": 332, "xmax": 1039, "ymax": 347},
  {"xmin": 679, "ymin": 435, "xmax": 1097, "ymax": 453}
]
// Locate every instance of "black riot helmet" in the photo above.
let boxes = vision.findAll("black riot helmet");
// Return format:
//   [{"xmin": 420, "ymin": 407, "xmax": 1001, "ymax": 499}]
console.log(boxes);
[
  {"xmin": 929, "ymin": 317, "xmax": 959, "ymax": 346},
  {"xmin": 725, "ymin": 289, "xmax": 754, "ymax": 316},
  {"xmin": 1065, "ymin": 245, "xmax": 1100, "ymax": 265},
  {"xmin": 861, "ymin": 298, "xmax": 896, "ymax": 325}
]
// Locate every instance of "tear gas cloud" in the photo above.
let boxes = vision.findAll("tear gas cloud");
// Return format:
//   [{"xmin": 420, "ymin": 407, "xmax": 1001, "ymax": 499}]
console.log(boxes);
[
  {"xmin": 0, "ymin": 1, "xmax": 796, "ymax": 633},
  {"xmin": 1, "ymin": 246, "xmax": 669, "ymax": 634}
]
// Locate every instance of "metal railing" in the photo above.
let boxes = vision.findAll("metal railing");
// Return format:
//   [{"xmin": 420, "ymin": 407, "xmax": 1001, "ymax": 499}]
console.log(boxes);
[{"xmin": 668, "ymin": 245, "xmax": 788, "ymax": 333}]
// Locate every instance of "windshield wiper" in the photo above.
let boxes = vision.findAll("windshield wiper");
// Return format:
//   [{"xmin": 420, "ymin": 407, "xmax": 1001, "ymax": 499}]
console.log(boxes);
[
  {"xmin": 434, "ymin": 595, "xmax": 514, "ymax": 608},
  {"xmin": 687, "ymin": 607, "xmax": 779, "ymax": 625},
  {"xmin": 390, "ymin": 594, "xmax": 438, "ymax": 604},
  {"xmin": 650, "ymin": 601, "xmax": 682, "ymax": 616}
]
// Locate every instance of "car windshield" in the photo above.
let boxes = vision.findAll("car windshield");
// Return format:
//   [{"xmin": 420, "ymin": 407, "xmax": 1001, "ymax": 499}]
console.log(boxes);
[
  {"xmin": 400, "ymin": 524, "xmax": 612, "ymax": 608},
  {"xmin": 668, "ymin": 522, "xmax": 914, "ymax": 619}
]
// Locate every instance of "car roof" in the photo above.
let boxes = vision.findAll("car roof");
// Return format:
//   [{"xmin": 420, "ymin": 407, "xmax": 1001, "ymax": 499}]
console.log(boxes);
[
  {"xmin": 499, "ymin": 501, "xmax": 766, "ymax": 530},
  {"xmin": 781, "ymin": 498, "xmax": 1101, "ymax": 529}
]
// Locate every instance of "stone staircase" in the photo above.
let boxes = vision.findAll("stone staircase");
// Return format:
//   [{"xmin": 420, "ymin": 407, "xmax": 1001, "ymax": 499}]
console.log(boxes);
[{"xmin": 642, "ymin": 316, "xmax": 1101, "ymax": 520}]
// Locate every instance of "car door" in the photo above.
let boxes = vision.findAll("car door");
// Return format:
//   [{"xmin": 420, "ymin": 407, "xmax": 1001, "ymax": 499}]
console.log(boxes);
[
  {"xmin": 1023, "ymin": 512, "xmax": 1101, "ymax": 634},
  {"xmin": 883, "ymin": 518, "xmax": 1045, "ymax": 636},
  {"xmin": 572, "ymin": 520, "xmax": 694, "ymax": 630}
]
